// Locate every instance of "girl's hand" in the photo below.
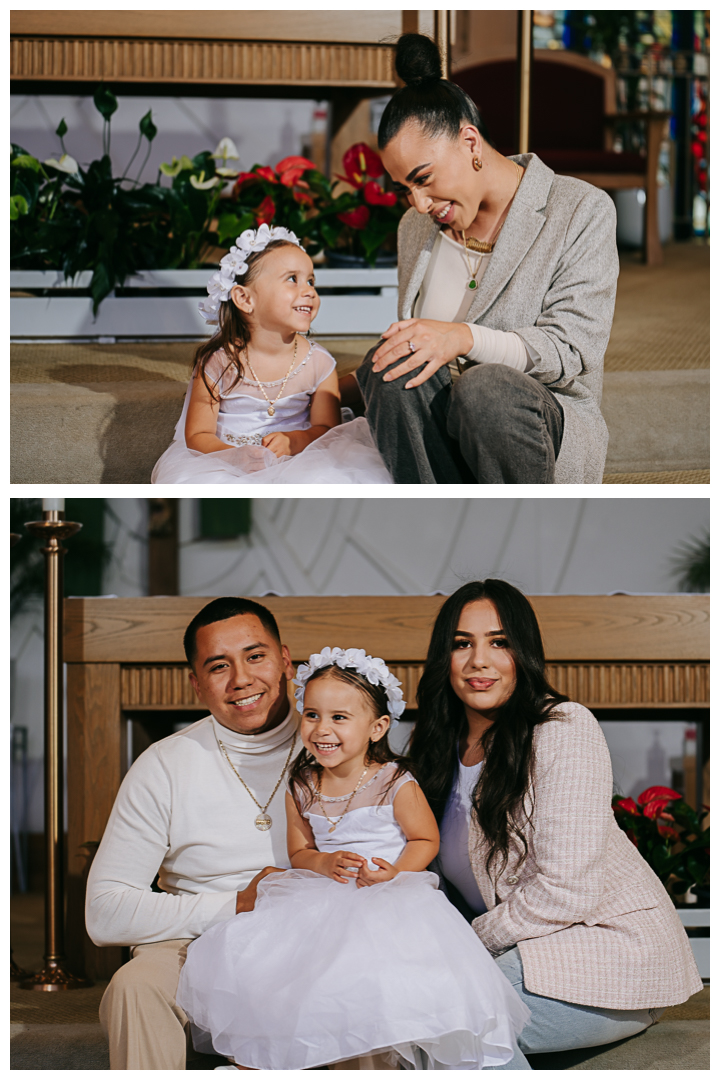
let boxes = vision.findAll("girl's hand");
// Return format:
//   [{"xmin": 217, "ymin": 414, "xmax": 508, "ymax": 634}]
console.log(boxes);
[
  {"xmin": 323, "ymin": 850, "xmax": 366, "ymax": 884},
  {"xmin": 371, "ymin": 319, "xmax": 474, "ymax": 389},
  {"xmin": 262, "ymin": 431, "xmax": 292, "ymax": 458},
  {"xmin": 356, "ymin": 857, "xmax": 399, "ymax": 888}
]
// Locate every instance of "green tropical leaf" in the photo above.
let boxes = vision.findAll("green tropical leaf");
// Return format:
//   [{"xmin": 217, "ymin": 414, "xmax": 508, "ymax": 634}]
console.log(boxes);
[
  {"xmin": 139, "ymin": 110, "xmax": 157, "ymax": 142},
  {"xmin": 11, "ymin": 154, "xmax": 44, "ymax": 173},
  {"xmin": 94, "ymin": 85, "xmax": 118, "ymax": 121},
  {"xmin": 55, "ymin": 118, "xmax": 68, "ymax": 139},
  {"xmin": 10, "ymin": 195, "xmax": 29, "ymax": 220}
]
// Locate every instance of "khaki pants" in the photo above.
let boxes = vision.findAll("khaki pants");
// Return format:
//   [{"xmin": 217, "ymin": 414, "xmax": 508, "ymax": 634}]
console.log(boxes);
[{"xmin": 99, "ymin": 938, "xmax": 398, "ymax": 1070}]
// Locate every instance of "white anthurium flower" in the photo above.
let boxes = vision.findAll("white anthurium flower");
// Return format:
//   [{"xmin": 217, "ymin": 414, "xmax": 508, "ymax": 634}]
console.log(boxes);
[
  {"xmin": 213, "ymin": 137, "xmax": 240, "ymax": 162},
  {"xmin": 159, "ymin": 155, "xmax": 194, "ymax": 177},
  {"xmin": 190, "ymin": 172, "xmax": 222, "ymax": 190},
  {"xmin": 44, "ymin": 153, "xmax": 79, "ymax": 175},
  {"xmin": 215, "ymin": 166, "xmax": 240, "ymax": 178}
]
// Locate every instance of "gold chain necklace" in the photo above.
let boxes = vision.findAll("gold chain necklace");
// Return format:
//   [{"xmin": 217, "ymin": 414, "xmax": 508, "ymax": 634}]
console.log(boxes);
[
  {"xmin": 216, "ymin": 730, "xmax": 297, "ymax": 831},
  {"xmin": 314, "ymin": 766, "xmax": 369, "ymax": 833},
  {"xmin": 243, "ymin": 335, "xmax": 299, "ymax": 417},
  {"xmin": 460, "ymin": 162, "xmax": 523, "ymax": 289}
]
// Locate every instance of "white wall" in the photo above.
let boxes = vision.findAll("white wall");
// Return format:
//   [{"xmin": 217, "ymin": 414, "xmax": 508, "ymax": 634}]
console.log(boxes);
[
  {"xmin": 11, "ymin": 94, "xmax": 323, "ymax": 181},
  {"xmin": 177, "ymin": 497, "xmax": 709, "ymax": 597}
]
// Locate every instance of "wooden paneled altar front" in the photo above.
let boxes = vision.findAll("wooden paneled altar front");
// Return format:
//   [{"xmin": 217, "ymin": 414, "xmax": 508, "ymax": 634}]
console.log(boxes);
[{"xmin": 64, "ymin": 594, "xmax": 709, "ymax": 978}]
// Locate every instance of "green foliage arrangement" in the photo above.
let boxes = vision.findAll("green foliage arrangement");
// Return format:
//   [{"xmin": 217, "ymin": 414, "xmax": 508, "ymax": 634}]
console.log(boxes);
[
  {"xmin": 612, "ymin": 785, "xmax": 710, "ymax": 901},
  {"xmin": 11, "ymin": 91, "xmax": 404, "ymax": 311}
]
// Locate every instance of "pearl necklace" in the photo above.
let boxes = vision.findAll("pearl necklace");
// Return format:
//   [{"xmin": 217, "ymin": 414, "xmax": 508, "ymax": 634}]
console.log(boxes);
[
  {"xmin": 314, "ymin": 766, "xmax": 369, "ymax": 833},
  {"xmin": 243, "ymin": 335, "xmax": 299, "ymax": 417}
]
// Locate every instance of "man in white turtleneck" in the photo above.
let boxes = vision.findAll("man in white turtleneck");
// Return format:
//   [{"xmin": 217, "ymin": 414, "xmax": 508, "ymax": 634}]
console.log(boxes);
[{"xmin": 86, "ymin": 597, "xmax": 299, "ymax": 1070}]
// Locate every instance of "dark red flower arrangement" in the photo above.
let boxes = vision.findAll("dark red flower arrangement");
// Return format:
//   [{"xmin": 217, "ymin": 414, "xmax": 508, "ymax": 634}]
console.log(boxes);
[
  {"xmin": 612, "ymin": 785, "xmax": 709, "ymax": 900},
  {"xmin": 326, "ymin": 143, "xmax": 404, "ymax": 263},
  {"xmin": 216, "ymin": 155, "xmax": 321, "ymax": 249},
  {"xmin": 213, "ymin": 143, "xmax": 403, "ymax": 265}
]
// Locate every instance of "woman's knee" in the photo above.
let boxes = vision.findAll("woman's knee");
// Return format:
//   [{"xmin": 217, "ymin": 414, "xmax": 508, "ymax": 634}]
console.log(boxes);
[{"xmin": 452, "ymin": 363, "xmax": 522, "ymax": 411}]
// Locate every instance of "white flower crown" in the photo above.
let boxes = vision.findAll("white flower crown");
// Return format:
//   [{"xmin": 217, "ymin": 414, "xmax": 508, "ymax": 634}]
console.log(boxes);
[
  {"xmin": 198, "ymin": 223, "xmax": 304, "ymax": 324},
  {"xmin": 293, "ymin": 647, "xmax": 406, "ymax": 726}
]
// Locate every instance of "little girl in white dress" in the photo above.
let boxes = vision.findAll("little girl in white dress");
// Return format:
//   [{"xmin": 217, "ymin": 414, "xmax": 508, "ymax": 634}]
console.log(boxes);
[
  {"xmin": 151, "ymin": 224, "xmax": 392, "ymax": 484},
  {"xmin": 175, "ymin": 648, "xmax": 529, "ymax": 1071}
]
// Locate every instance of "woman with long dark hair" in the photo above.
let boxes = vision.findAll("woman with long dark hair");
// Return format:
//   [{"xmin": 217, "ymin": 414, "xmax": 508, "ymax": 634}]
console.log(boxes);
[
  {"xmin": 409, "ymin": 580, "xmax": 702, "ymax": 1068},
  {"xmin": 353, "ymin": 33, "xmax": 617, "ymax": 484}
]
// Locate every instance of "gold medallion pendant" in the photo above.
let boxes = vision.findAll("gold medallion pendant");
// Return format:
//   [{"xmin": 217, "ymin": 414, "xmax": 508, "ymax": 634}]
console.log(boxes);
[{"xmin": 255, "ymin": 813, "xmax": 273, "ymax": 831}]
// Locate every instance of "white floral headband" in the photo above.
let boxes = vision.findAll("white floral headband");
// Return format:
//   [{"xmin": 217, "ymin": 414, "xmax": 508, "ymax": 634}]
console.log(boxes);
[
  {"xmin": 198, "ymin": 223, "xmax": 304, "ymax": 324},
  {"xmin": 293, "ymin": 647, "xmax": 406, "ymax": 727}
]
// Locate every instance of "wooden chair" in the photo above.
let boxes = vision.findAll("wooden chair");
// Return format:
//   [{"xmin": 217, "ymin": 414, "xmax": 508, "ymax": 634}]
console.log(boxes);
[{"xmin": 454, "ymin": 51, "xmax": 671, "ymax": 266}]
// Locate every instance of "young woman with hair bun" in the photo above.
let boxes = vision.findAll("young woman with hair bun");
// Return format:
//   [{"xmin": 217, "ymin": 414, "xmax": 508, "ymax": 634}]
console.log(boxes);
[
  {"xmin": 354, "ymin": 33, "xmax": 619, "ymax": 484},
  {"xmin": 408, "ymin": 580, "xmax": 702, "ymax": 1067}
]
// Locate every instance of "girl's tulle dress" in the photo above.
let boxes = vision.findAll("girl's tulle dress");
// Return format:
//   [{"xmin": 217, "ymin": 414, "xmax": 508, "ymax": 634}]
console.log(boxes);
[
  {"xmin": 151, "ymin": 341, "xmax": 393, "ymax": 485},
  {"xmin": 175, "ymin": 764, "xmax": 529, "ymax": 1070}
]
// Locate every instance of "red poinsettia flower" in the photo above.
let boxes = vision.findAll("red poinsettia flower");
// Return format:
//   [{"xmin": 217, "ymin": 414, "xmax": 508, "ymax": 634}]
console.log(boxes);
[
  {"xmin": 613, "ymin": 797, "xmax": 639, "ymax": 815},
  {"xmin": 293, "ymin": 190, "xmax": 314, "ymax": 206},
  {"xmin": 364, "ymin": 181, "xmax": 397, "ymax": 207},
  {"xmin": 637, "ymin": 786, "xmax": 682, "ymax": 806},
  {"xmin": 255, "ymin": 195, "xmax": 276, "ymax": 225},
  {"xmin": 657, "ymin": 822, "xmax": 680, "ymax": 840},
  {"xmin": 276, "ymin": 155, "xmax": 317, "ymax": 187},
  {"xmin": 338, "ymin": 205, "xmax": 370, "ymax": 229}
]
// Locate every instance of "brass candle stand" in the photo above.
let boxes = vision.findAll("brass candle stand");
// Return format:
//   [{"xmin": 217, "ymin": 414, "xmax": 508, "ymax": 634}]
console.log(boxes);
[{"xmin": 20, "ymin": 509, "xmax": 92, "ymax": 991}]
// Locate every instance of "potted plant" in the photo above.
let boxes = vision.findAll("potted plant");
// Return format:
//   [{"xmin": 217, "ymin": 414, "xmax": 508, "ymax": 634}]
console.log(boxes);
[
  {"xmin": 10, "ymin": 94, "xmax": 403, "ymax": 339},
  {"xmin": 314, "ymin": 143, "xmax": 404, "ymax": 268},
  {"xmin": 10, "ymin": 85, "xmax": 235, "ymax": 312},
  {"xmin": 221, "ymin": 155, "xmax": 326, "ymax": 250},
  {"xmin": 612, "ymin": 785, "xmax": 710, "ymax": 901}
]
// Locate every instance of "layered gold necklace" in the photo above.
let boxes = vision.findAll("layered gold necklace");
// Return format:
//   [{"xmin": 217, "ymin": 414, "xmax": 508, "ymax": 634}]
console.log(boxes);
[{"xmin": 459, "ymin": 161, "xmax": 523, "ymax": 291}]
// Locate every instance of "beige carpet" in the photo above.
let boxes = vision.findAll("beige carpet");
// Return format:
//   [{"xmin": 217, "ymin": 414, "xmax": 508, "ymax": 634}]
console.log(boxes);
[
  {"xmin": 10, "ymin": 242, "xmax": 709, "ymax": 483},
  {"xmin": 604, "ymin": 241, "xmax": 709, "ymax": 372},
  {"xmin": 604, "ymin": 469, "xmax": 710, "ymax": 484}
]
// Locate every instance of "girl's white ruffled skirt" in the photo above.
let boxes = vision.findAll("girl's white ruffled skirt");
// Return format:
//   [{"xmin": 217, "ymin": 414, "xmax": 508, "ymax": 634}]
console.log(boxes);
[
  {"xmin": 176, "ymin": 870, "xmax": 529, "ymax": 1070},
  {"xmin": 151, "ymin": 417, "xmax": 393, "ymax": 485}
]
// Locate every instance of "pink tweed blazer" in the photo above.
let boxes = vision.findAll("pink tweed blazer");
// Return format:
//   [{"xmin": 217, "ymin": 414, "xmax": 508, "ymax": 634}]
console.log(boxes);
[{"xmin": 469, "ymin": 702, "xmax": 702, "ymax": 1010}]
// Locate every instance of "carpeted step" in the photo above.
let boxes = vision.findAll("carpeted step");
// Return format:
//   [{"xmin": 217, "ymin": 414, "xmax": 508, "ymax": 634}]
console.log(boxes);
[
  {"xmin": 11, "ymin": 367, "xmax": 709, "ymax": 485},
  {"xmin": 601, "ymin": 369, "xmax": 709, "ymax": 475}
]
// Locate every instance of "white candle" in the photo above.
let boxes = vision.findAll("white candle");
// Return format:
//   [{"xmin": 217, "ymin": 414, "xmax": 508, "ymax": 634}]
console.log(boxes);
[{"xmin": 42, "ymin": 499, "xmax": 65, "ymax": 511}]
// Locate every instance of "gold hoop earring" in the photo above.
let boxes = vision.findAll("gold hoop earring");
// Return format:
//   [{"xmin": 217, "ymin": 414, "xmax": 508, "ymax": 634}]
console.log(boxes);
[{"xmin": 472, "ymin": 156, "xmax": 482, "ymax": 171}]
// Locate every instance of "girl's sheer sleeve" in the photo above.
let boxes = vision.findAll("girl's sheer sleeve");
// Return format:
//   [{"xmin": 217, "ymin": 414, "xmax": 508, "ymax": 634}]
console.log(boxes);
[{"xmin": 309, "ymin": 346, "xmax": 337, "ymax": 391}]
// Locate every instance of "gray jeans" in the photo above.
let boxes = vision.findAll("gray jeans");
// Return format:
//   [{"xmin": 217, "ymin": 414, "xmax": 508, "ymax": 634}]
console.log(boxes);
[
  {"xmin": 489, "ymin": 947, "xmax": 662, "ymax": 1070},
  {"xmin": 355, "ymin": 345, "xmax": 564, "ymax": 484}
]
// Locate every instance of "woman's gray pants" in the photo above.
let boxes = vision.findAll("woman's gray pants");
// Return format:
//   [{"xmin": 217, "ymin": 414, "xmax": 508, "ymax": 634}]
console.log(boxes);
[
  {"xmin": 489, "ymin": 947, "xmax": 663, "ymax": 1070},
  {"xmin": 355, "ymin": 345, "xmax": 564, "ymax": 485}
]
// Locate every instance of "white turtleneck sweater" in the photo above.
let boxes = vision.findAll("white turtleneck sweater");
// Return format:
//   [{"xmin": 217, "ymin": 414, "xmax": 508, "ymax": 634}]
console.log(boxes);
[{"xmin": 85, "ymin": 708, "xmax": 299, "ymax": 947}]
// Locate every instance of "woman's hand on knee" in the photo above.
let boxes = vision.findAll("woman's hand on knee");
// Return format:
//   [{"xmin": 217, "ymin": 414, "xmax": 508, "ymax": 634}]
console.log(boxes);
[{"xmin": 371, "ymin": 319, "xmax": 474, "ymax": 388}]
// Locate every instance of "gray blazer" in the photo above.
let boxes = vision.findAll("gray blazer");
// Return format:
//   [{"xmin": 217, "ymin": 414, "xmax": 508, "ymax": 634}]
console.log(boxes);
[{"xmin": 397, "ymin": 153, "xmax": 619, "ymax": 484}]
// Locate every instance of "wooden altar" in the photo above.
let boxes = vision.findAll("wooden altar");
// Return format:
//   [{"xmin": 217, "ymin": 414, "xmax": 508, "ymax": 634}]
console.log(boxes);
[{"xmin": 64, "ymin": 594, "xmax": 709, "ymax": 978}]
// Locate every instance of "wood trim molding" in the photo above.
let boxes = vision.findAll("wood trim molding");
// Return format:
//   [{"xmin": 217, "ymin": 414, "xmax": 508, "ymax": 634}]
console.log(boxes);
[
  {"xmin": 120, "ymin": 661, "xmax": 710, "ymax": 712},
  {"xmin": 10, "ymin": 37, "xmax": 396, "ymax": 87},
  {"xmin": 65, "ymin": 595, "xmax": 710, "ymax": 666}
]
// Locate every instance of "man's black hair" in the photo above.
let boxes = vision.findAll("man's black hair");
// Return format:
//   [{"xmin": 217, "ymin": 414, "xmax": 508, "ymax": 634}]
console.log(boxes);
[{"xmin": 184, "ymin": 597, "xmax": 281, "ymax": 669}]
